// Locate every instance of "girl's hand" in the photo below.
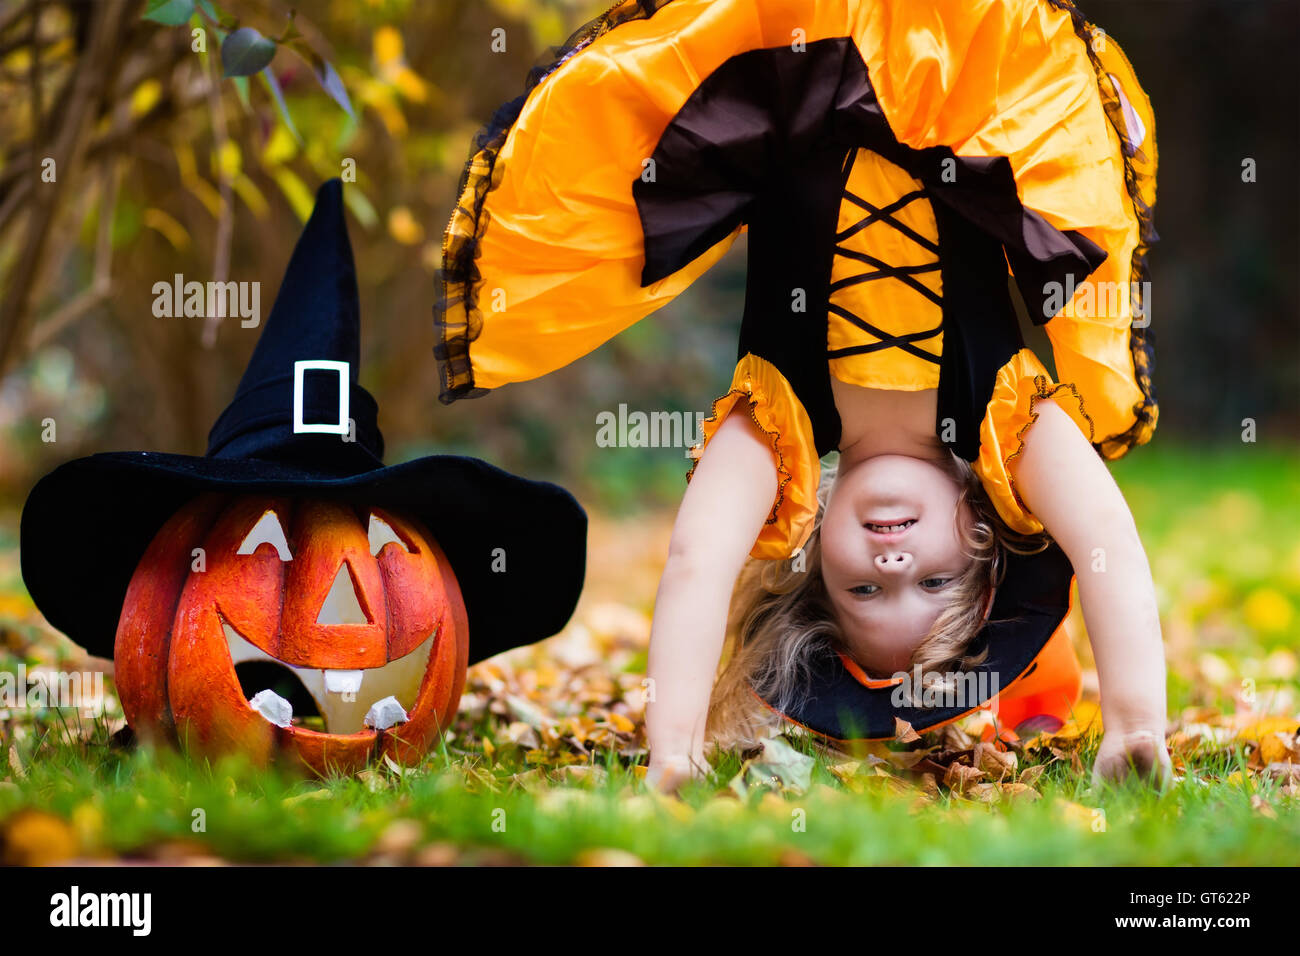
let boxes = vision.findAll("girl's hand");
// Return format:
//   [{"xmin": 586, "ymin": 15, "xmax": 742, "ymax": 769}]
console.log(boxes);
[
  {"xmin": 1092, "ymin": 728, "xmax": 1172, "ymax": 790},
  {"xmin": 644, "ymin": 752, "xmax": 705, "ymax": 795}
]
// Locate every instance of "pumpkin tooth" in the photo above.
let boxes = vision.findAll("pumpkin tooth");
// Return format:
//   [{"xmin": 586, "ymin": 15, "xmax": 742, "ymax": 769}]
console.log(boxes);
[
  {"xmin": 364, "ymin": 696, "xmax": 408, "ymax": 731},
  {"xmin": 248, "ymin": 689, "xmax": 293, "ymax": 728},
  {"xmin": 323, "ymin": 669, "xmax": 363, "ymax": 695}
]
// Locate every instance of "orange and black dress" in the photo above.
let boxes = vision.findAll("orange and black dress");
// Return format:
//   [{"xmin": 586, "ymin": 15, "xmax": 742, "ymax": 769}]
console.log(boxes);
[{"xmin": 433, "ymin": 0, "xmax": 1158, "ymax": 743}]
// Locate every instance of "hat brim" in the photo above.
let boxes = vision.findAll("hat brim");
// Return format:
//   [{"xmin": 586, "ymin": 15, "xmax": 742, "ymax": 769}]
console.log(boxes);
[
  {"xmin": 758, "ymin": 541, "xmax": 1076, "ymax": 741},
  {"xmin": 20, "ymin": 451, "xmax": 587, "ymax": 663}
]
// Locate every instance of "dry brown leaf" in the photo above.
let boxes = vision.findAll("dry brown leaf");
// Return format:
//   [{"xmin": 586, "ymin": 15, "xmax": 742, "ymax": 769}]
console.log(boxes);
[
  {"xmin": 1236, "ymin": 717, "xmax": 1300, "ymax": 742},
  {"xmin": 562, "ymin": 765, "xmax": 609, "ymax": 786},
  {"xmin": 883, "ymin": 747, "xmax": 938, "ymax": 772},
  {"xmin": 919, "ymin": 772, "xmax": 940, "ymax": 798},
  {"xmin": 1049, "ymin": 746, "xmax": 1085, "ymax": 774},
  {"xmin": 894, "ymin": 718, "xmax": 921, "ymax": 743},
  {"xmin": 973, "ymin": 742, "xmax": 1017, "ymax": 781},
  {"xmin": 999, "ymin": 782, "xmax": 1042, "ymax": 803},
  {"xmin": 828, "ymin": 761, "xmax": 862, "ymax": 784},
  {"xmin": 1257, "ymin": 731, "xmax": 1300, "ymax": 766},
  {"xmin": 943, "ymin": 761, "xmax": 987, "ymax": 796},
  {"xmin": 607, "ymin": 712, "xmax": 635, "ymax": 734},
  {"xmin": 939, "ymin": 723, "xmax": 975, "ymax": 751},
  {"xmin": 1018, "ymin": 763, "xmax": 1047, "ymax": 787}
]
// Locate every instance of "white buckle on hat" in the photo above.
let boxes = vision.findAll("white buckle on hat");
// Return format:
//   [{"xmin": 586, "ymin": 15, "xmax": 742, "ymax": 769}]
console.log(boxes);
[{"xmin": 293, "ymin": 359, "xmax": 350, "ymax": 435}]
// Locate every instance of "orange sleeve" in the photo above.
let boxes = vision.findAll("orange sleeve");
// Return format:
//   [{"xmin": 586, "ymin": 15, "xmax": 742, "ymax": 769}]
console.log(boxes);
[
  {"xmin": 687, "ymin": 353, "xmax": 821, "ymax": 561},
  {"xmin": 975, "ymin": 347, "xmax": 1097, "ymax": 535}
]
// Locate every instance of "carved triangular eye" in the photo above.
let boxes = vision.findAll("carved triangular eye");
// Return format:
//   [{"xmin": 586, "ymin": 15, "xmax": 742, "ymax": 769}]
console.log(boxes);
[
  {"xmin": 237, "ymin": 510, "xmax": 293, "ymax": 561},
  {"xmin": 368, "ymin": 513, "xmax": 410, "ymax": 556}
]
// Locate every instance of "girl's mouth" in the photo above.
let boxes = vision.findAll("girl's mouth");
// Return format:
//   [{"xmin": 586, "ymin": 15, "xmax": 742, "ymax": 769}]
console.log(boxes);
[{"xmin": 863, "ymin": 518, "xmax": 917, "ymax": 534}]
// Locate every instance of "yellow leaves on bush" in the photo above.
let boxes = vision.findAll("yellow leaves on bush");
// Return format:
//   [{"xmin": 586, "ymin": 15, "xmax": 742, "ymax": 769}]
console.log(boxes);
[
  {"xmin": 272, "ymin": 168, "xmax": 315, "ymax": 222},
  {"xmin": 387, "ymin": 206, "xmax": 424, "ymax": 245},
  {"xmin": 372, "ymin": 26, "xmax": 428, "ymax": 101},
  {"xmin": 373, "ymin": 27, "xmax": 403, "ymax": 67},
  {"xmin": 142, "ymin": 208, "xmax": 191, "ymax": 251},
  {"xmin": 214, "ymin": 140, "xmax": 241, "ymax": 180},
  {"xmin": 172, "ymin": 141, "xmax": 223, "ymax": 219},
  {"xmin": 130, "ymin": 79, "xmax": 162, "ymax": 117},
  {"xmin": 262, "ymin": 124, "xmax": 298, "ymax": 165}
]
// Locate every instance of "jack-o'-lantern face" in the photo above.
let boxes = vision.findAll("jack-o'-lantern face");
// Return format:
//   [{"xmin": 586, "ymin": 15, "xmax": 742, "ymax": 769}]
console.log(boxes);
[{"xmin": 114, "ymin": 492, "xmax": 468, "ymax": 776}]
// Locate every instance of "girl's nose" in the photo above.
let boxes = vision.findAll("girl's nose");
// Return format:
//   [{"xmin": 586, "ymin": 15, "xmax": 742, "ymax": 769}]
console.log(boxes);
[{"xmin": 874, "ymin": 551, "xmax": 912, "ymax": 572}]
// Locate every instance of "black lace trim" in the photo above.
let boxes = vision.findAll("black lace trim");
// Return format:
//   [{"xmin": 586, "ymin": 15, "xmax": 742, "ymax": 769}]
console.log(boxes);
[
  {"xmin": 1047, "ymin": 0, "xmax": 1160, "ymax": 459},
  {"xmin": 433, "ymin": 0, "xmax": 679, "ymax": 404}
]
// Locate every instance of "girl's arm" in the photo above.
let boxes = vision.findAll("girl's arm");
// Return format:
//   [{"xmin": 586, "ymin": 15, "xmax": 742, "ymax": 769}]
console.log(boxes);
[
  {"xmin": 1009, "ymin": 397, "xmax": 1172, "ymax": 788},
  {"xmin": 643, "ymin": 409, "xmax": 778, "ymax": 793}
]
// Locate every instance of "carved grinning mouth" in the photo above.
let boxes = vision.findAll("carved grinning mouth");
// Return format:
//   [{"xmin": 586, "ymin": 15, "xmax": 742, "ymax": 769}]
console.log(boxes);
[{"xmin": 220, "ymin": 613, "xmax": 437, "ymax": 735}]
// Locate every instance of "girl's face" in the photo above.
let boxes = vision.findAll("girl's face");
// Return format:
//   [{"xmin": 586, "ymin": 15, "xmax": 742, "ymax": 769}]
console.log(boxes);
[{"xmin": 820, "ymin": 454, "xmax": 975, "ymax": 677}]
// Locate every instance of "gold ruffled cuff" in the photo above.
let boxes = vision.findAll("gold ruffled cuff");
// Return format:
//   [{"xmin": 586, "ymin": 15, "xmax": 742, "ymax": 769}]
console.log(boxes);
[
  {"xmin": 687, "ymin": 353, "xmax": 820, "ymax": 560},
  {"xmin": 975, "ymin": 348, "xmax": 1097, "ymax": 535}
]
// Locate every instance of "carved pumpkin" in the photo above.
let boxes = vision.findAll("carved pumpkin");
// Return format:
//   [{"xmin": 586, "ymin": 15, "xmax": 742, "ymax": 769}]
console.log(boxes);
[
  {"xmin": 20, "ymin": 180, "xmax": 587, "ymax": 776},
  {"xmin": 115, "ymin": 493, "xmax": 468, "ymax": 776}
]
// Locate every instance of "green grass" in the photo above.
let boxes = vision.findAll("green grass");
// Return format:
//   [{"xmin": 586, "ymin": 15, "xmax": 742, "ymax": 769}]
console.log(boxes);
[
  {"xmin": 1, "ymin": 440, "xmax": 1297, "ymax": 865},
  {"xmin": 1, "ymin": 713, "xmax": 1296, "ymax": 866}
]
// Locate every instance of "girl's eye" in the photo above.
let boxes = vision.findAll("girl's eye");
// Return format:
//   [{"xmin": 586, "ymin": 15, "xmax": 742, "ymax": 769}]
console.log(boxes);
[
  {"xmin": 921, "ymin": 577, "xmax": 952, "ymax": 589},
  {"xmin": 849, "ymin": 584, "xmax": 879, "ymax": 596}
]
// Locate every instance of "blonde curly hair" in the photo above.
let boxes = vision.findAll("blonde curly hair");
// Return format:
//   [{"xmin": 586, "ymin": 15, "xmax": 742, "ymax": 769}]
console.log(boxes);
[{"xmin": 704, "ymin": 449, "xmax": 1051, "ymax": 751}]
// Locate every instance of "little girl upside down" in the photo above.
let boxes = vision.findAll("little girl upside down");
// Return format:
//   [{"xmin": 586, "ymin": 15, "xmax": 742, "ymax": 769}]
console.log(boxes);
[
  {"xmin": 643, "ymin": 388, "xmax": 1171, "ymax": 793},
  {"xmin": 420, "ymin": 0, "xmax": 1170, "ymax": 795}
]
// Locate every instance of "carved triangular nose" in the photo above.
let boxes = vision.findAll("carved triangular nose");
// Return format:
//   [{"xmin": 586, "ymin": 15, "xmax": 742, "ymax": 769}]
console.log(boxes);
[{"xmin": 317, "ymin": 563, "xmax": 368, "ymax": 625}]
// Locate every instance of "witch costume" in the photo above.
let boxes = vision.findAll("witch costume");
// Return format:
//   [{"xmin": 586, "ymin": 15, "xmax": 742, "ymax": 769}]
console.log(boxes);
[
  {"xmin": 22, "ymin": 178, "xmax": 588, "ymax": 671},
  {"xmin": 432, "ymin": 0, "xmax": 1158, "ymax": 742}
]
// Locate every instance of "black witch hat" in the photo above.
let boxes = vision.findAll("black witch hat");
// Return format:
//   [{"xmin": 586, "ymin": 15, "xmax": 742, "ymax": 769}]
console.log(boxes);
[{"xmin": 20, "ymin": 178, "xmax": 587, "ymax": 663}]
